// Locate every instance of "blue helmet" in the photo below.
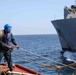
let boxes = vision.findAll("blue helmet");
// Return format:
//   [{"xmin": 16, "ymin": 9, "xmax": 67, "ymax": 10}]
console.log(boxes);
[
  {"xmin": 4, "ymin": 24, "xmax": 12, "ymax": 29},
  {"xmin": 4, "ymin": 24, "xmax": 12, "ymax": 33}
]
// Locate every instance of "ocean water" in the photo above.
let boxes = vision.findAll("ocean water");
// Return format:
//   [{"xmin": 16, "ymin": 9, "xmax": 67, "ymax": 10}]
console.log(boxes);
[{"xmin": 4, "ymin": 34, "xmax": 75, "ymax": 75}]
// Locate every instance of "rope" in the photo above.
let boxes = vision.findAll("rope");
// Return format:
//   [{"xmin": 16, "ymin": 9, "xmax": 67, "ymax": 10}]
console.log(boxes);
[
  {"xmin": 2, "ymin": 71, "xmax": 7, "ymax": 75},
  {"xmin": 13, "ymin": 51, "xmax": 62, "ymax": 75},
  {"xmin": 19, "ymin": 47, "xmax": 76, "ymax": 70},
  {"xmin": 13, "ymin": 51, "xmax": 44, "ymax": 66},
  {"xmin": 13, "ymin": 51, "xmax": 75, "ymax": 75},
  {"xmin": 0, "ymin": 66, "xmax": 7, "ymax": 75},
  {"xmin": 13, "ymin": 48, "xmax": 76, "ymax": 75}
]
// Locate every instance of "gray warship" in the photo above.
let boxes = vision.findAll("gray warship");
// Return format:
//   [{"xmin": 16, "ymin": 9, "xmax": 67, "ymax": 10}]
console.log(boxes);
[{"xmin": 51, "ymin": 5, "xmax": 76, "ymax": 52}]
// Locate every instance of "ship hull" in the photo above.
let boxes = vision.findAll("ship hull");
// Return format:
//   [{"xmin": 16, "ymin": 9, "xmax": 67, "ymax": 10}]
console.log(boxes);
[{"xmin": 51, "ymin": 18, "xmax": 76, "ymax": 51}]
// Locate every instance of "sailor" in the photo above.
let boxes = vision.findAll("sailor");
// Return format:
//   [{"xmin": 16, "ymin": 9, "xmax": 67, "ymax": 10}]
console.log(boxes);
[{"xmin": 0, "ymin": 24, "xmax": 19, "ymax": 71}]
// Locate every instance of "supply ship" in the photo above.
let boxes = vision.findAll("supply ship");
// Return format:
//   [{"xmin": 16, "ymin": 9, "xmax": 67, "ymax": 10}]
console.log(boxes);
[{"xmin": 51, "ymin": 4, "xmax": 76, "ymax": 52}]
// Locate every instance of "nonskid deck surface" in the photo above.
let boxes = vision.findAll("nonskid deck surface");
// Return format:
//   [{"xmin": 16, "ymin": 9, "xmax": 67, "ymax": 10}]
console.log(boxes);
[{"xmin": 0, "ymin": 64, "xmax": 42, "ymax": 75}]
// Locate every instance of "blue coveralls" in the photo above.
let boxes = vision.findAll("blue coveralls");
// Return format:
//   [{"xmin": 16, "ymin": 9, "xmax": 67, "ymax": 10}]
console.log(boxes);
[{"xmin": 0, "ymin": 30, "xmax": 17, "ymax": 71}]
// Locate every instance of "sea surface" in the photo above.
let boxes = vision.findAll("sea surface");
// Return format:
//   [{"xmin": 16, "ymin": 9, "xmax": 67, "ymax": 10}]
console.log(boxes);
[{"xmin": 1, "ymin": 34, "xmax": 75, "ymax": 75}]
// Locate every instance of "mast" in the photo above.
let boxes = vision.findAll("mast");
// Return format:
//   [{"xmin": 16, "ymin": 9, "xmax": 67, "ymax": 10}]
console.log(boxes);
[{"xmin": 75, "ymin": 0, "xmax": 76, "ymax": 5}]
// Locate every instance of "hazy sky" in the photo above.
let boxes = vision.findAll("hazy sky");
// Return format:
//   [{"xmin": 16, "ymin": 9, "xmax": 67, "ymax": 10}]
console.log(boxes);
[{"xmin": 0, "ymin": 0, "xmax": 74, "ymax": 35}]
